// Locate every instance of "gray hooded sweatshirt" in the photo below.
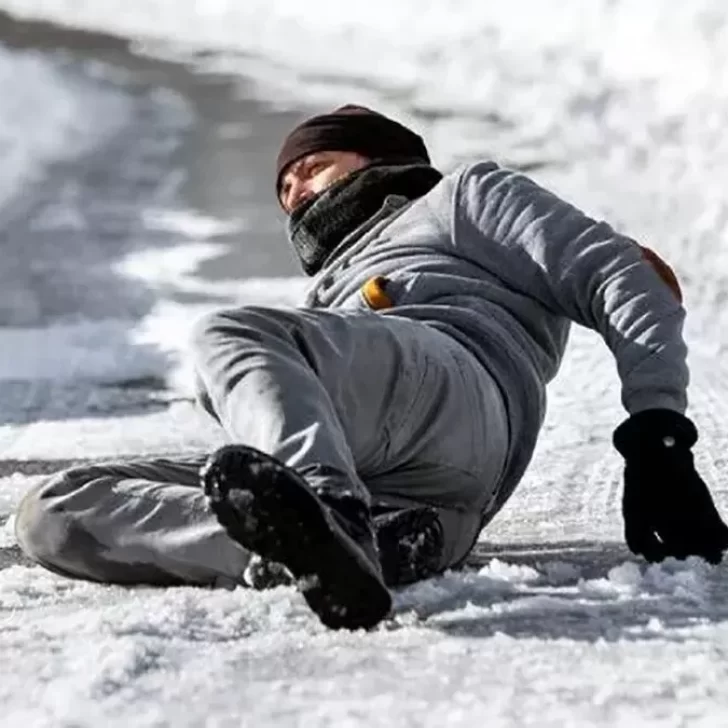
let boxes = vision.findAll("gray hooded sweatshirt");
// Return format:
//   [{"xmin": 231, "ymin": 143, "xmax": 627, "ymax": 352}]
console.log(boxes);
[{"xmin": 302, "ymin": 161, "xmax": 688, "ymax": 518}]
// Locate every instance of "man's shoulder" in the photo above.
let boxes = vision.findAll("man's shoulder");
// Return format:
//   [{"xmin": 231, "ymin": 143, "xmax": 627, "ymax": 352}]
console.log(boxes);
[
  {"xmin": 447, "ymin": 159, "xmax": 502, "ymax": 181},
  {"xmin": 426, "ymin": 160, "xmax": 503, "ymax": 206},
  {"xmin": 440, "ymin": 160, "xmax": 516, "ymax": 212},
  {"xmin": 439, "ymin": 160, "xmax": 511, "ymax": 203}
]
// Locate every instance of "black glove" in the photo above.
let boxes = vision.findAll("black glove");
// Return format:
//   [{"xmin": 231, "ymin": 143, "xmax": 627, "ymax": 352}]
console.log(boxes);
[{"xmin": 613, "ymin": 408, "xmax": 728, "ymax": 564}]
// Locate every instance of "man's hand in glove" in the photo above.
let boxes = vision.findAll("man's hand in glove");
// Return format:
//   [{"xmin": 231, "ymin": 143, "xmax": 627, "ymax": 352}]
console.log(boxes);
[{"xmin": 613, "ymin": 408, "xmax": 728, "ymax": 564}]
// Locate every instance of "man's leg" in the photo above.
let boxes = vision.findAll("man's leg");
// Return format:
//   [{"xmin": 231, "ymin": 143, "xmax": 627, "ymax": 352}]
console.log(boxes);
[
  {"xmin": 15, "ymin": 305, "xmax": 508, "ymax": 591},
  {"xmin": 15, "ymin": 456, "xmax": 250, "ymax": 586},
  {"xmin": 191, "ymin": 306, "xmax": 509, "ymax": 574}
]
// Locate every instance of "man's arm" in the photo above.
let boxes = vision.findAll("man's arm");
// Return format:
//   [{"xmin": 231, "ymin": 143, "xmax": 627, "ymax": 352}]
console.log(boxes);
[
  {"xmin": 454, "ymin": 161, "xmax": 688, "ymax": 415},
  {"xmin": 454, "ymin": 161, "xmax": 728, "ymax": 563}
]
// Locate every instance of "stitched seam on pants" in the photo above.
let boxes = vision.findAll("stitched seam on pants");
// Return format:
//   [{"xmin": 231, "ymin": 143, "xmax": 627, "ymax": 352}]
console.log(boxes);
[
  {"xmin": 416, "ymin": 350, "xmax": 484, "ymax": 480},
  {"xmin": 449, "ymin": 346, "xmax": 508, "ymax": 487},
  {"xmin": 382, "ymin": 353, "xmax": 431, "ymax": 462},
  {"xmin": 450, "ymin": 352, "xmax": 479, "ymax": 475}
]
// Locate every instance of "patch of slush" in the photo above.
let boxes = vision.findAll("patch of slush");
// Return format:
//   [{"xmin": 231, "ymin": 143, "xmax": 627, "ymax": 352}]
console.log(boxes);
[
  {"xmin": 0, "ymin": 44, "xmax": 130, "ymax": 210},
  {"xmin": 0, "ymin": 247, "xmax": 307, "ymax": 458},
  {"xmin": 0, "ymin": 269, "xmax": 308, "ymax": 459},
  {"xmin": 116, "ymin": 235, "xmax": 309, "ymax": 395},
  {"xmin": 0, "ymin": 319, "xmax": 168, "ymax": 383}
]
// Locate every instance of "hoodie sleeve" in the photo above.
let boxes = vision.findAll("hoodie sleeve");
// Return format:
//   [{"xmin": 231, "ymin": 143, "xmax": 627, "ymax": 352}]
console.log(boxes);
[{"xmin": 453, "ymin": 161, "xmax": 689, "ymax": 415}]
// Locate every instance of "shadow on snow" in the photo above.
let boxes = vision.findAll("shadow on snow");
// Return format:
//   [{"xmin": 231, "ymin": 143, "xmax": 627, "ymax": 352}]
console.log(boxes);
[{"xmin": 389, "ymin": 539, "xmax": 728, "ymax": 642}]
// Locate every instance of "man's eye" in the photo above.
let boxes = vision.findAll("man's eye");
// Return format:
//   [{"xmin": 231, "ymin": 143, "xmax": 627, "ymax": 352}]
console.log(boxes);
[{"xmin": 307, "ymin": 161, "xmax": 326, "ymax": 176}]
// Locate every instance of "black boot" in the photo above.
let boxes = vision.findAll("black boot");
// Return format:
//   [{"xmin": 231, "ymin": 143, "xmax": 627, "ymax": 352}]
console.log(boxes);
[
  {"xmin": 241, "ymin": 506, "xmax": 445, "ymax": 590},
  {"xmin": 242, "ymin": 554, "xmax": 294, "ymax": 590},
  {"xmin": 201, "ymin": 445, "xmax": 391, "ymax": 630},
  {"xmin": 373, "ymin": 506, "xmax": 444, "ymax": 586}
]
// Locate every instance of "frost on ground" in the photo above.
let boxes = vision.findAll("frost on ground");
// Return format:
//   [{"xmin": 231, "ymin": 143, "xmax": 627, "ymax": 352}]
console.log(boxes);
[
  {"xmin": 2, "ymin": 523, "xmax": 728, "ymax": 726},
  {"xmin": 2, "ymin": 0, "xmax": 728, "ymax": 726}
]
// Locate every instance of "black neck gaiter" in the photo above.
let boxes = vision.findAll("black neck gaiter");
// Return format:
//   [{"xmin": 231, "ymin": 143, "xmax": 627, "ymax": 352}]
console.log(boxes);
[{"xmin": 286, "ymin": 162, "xmax": 443, "ymax": 276}]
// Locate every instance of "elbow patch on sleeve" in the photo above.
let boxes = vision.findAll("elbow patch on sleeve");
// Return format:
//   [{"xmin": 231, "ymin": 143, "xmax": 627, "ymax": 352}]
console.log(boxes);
[{"xmin": 639, "ymin": 246, "xmax": 683, "ymax": 304}]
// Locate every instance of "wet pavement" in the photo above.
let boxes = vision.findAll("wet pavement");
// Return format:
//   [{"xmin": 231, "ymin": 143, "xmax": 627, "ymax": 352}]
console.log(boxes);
[
  {"xmin": 0, "ymin": 10, "xmax": 313, "ymax": 333},
  {"xmin": 0, "ymin": 13, "xmax": 319, "ymax": 485}
]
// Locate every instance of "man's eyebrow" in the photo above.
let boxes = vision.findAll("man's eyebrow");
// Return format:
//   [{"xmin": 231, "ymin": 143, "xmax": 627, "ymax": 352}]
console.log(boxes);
[
  {"xmin": 284, "ymin": 152, "xmax": 328, "ymax": 188},
  {"xmin": 283, "ymin": 159, "xmax": 305, "ymax": 183},
  {"xmin": 296, "ymin": 156, "xmax": 316, "ymax": 171}
]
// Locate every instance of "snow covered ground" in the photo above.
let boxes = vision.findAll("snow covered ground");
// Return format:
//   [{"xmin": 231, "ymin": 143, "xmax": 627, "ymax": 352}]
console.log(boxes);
[{"xmin": 1, "ymin": 1, "xmax": 728, "ymax": 725}]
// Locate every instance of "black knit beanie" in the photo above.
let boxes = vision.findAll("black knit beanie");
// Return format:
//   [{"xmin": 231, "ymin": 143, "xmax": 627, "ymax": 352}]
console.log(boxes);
[{"xmin": 275, "ymin": 104, "xmax": 431, "ymax": 194}]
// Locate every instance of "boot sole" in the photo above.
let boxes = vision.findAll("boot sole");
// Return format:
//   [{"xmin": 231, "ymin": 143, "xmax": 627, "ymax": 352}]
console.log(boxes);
[{"xmin": 203, "ymin": 446, "xmax": 392, "ymax": 630}]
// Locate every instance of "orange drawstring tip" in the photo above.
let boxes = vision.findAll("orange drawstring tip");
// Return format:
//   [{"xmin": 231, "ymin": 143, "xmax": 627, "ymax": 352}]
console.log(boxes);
[{"xmin": 361, "ymin": 276, "xmax": 393, "ymax": 310}]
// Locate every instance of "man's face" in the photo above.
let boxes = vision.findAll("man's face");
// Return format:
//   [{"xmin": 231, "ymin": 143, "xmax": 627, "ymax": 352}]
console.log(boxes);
[{"xmin": 279, "ymin": 150, "xmax": 370, "ymax": 214}]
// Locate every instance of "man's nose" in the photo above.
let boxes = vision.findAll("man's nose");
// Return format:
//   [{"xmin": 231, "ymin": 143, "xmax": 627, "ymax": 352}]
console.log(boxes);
[{"xmin": 288, "ymin": 180, "xmax": 313, "ymax": 213}]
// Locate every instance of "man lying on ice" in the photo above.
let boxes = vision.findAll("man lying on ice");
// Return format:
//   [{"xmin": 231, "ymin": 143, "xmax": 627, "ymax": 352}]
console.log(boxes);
[{"xmin": 14, "ymin": 105, "xmax": 728, "ymax": 630}]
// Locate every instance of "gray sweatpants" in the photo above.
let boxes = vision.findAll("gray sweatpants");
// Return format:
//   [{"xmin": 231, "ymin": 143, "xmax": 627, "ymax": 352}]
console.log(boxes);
[{"xmin": 15, "ymin": 307, "xmax": 509, "ymax": 586}]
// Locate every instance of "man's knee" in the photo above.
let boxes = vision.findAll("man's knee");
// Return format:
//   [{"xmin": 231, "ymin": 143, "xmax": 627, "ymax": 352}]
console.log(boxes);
[
  {"xmin": 189, "ymin": 309, "xmax": 236, "ymax": 352},
  {"xmin": 190, "ymin": 306, "xmax": 285, "ymax": 355},
  {"xmin": 189, "ymin": 306, "xmax": 307, "ymax": 408},
  {"xmin": 14, "ymin": 468, "xmax": 98, "ymax": 574}
]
